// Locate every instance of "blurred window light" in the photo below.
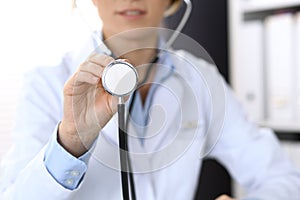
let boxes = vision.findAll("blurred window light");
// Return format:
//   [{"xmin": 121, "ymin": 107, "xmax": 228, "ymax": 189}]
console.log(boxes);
[{"xmin": 0, "ymin": 0, "xmax": 101, "ymax": 161}]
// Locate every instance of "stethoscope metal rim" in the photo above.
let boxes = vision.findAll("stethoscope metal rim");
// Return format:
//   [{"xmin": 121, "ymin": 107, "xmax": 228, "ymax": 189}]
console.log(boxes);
[{"xmin": 102, "ymin": 60, "xmax": 139, "ymax": 97}]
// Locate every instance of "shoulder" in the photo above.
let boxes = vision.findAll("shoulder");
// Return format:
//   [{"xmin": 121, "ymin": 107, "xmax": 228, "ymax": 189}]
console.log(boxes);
[
  {"xmin": 169, "ymin": 50, "xmax": 226, "ymax": 98},
  {"xmin": 24, "ymin": 53, "xmax": 72, "ymax": 91},
  {"xmin": 170, "ymin": 49, "xmax": 221, "ymax": 82}
]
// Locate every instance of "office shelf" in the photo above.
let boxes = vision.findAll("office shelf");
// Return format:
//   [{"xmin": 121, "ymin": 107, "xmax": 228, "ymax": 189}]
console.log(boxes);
[
  {"xmin": 259, "ymin": 121, "xmax": 300, "ymax": 133},
  {"xmin": 228, "ymin": 0, "xmax": 300, "ymax": 134},
  {"xmin": 242, "ymin": 0, "xmax": 300, "ymax": 14}
]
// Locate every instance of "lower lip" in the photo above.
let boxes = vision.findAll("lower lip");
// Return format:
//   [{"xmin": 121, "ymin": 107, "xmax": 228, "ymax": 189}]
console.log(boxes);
[{"xmin": 118, "ymin": 13, "xmax": 146, "ymax": 20}]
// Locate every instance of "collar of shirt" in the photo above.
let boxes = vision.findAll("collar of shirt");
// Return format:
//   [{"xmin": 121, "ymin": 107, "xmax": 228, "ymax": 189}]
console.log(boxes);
[{"xmin": 127, "ymin": 53, "xmax": 175, "ymax": 146}]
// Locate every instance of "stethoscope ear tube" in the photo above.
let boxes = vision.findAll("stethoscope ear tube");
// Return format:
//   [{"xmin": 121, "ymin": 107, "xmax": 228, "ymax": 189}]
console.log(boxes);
[{"xmin": 164, "ymin": 0, "xmax": 192, "ymax": 51}]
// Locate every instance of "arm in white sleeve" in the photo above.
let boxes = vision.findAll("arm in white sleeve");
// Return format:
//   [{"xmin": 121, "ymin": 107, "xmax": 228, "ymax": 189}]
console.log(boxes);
[
  {"xmin": 0, "ymin": 64, "xmax": 84, "ymax": 199},
  {"xmin": 208, "ymin": 79, "xmax": 300, "ymax": 200}
]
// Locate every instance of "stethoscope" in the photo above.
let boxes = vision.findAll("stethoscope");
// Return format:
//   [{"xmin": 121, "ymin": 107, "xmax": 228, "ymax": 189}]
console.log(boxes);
[{"xmin": 74, "ymin": 1, "xmax": 192, "ymax": 199}]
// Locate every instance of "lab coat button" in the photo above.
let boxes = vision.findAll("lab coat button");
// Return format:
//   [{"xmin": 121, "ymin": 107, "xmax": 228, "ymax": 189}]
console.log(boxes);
[
  {"xmin": 182, "ymin": 121, "xmax": 197, "ymax": 129},
  {"xmin": 65, "ymin": 179, "xmax": 74, "ymax": 186},
  {"xmin": 70, "ymin": 170, "xmax": 80, "ymax": 177}
]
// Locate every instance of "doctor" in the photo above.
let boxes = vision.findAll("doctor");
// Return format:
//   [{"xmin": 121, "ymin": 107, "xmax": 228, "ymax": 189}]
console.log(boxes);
[{"xmin": 1, "ymin": 0, "xmax": 300, "ymax": 199}]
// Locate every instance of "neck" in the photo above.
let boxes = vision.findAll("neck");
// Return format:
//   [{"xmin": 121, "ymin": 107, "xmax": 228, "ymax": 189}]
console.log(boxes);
[
  {"xmin": 122, "ymin": 48, "xmax": 157, "ymax": 66},
  {"xmin": 102, "ymin": 29, "xmax": 160, "ymax": 103},
  {"xmin": 104, "ymin": 30, "xmax": 159, "ymax": 80},
  {"xmin": 103, "ymin": 29, "xmax": 159, "ymax": 65}
]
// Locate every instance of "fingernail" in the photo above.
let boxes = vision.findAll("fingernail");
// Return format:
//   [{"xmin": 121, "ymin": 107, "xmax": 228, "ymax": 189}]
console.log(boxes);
[{"xmin": 120, "ymin": 59, "xmax": 130, "ymax": 63}]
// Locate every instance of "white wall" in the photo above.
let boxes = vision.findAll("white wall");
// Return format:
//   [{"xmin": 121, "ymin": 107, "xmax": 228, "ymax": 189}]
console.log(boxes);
[{"xmin": 0, "ymin": 0, "xmax": 100, "ymax": 162}]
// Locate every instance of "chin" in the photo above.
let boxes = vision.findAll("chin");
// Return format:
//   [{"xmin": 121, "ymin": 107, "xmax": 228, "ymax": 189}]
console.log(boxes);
[
  {"xmin": 104, "ymin": 26, "xmax": 159, "ymax": 56},
  {"xmin": 115, "ymin": 27, "xmax": 159, "ymax": 41}
]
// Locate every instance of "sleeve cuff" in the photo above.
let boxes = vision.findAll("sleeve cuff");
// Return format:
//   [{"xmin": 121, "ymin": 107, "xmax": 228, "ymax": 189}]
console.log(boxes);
[{"xmin": 43, "ymin": 123, "xmax": 94, "ymax": 190}]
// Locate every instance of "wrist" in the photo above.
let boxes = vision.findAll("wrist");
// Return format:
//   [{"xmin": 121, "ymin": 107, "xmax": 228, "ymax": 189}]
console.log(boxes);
[
  {"xmin": 58, "ymin": 122, "xmax": 97, "ymax": 157},
  {"xmin": 59, "ymin": 120, "xmax": 77, "ymax": 136}
]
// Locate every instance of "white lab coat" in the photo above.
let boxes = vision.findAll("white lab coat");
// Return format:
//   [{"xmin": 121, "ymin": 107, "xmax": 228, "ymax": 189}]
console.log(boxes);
[{"xmin": 1, "ymin": 36, "xmax": 300, "ymax": 200}]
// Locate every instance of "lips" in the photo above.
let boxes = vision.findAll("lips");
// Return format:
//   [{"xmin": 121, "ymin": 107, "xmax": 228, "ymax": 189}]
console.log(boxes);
[
  {"xmin": 117, "ymin": 9, "xmax": 146, "ymax": 18},
  {"xmin": 121, "ymin": 10, "xmax": 143, "ymax": 16}
]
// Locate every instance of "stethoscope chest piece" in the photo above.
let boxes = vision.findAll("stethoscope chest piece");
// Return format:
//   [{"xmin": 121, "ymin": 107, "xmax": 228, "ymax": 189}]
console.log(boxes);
[{"xmin": 102, "ymin": 60, "xmax": 138, "ymax": 97}]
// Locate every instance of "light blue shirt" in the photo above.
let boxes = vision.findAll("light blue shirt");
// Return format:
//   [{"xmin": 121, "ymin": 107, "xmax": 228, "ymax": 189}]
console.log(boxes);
[{"xmin": 44, "ymin": 128, "xmax": 89, "ymax": 190}]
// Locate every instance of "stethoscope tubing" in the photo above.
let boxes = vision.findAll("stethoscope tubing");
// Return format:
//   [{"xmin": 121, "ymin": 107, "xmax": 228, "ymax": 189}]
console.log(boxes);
[{"xmin": 73, "ymin": 1, "xmax": 193, "ymax": 199}]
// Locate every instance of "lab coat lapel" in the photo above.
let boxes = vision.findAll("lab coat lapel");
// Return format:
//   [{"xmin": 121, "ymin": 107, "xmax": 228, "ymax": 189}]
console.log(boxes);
[{"xmin": 143, "ymin": 74, "xmax": 184, "ymax": 153}]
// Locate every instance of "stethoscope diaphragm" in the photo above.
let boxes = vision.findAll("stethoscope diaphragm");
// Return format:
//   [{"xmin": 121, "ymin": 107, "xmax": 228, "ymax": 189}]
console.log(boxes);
[{"xmin": 102, "ymin": 60, "xmax": 138, "ymax": 97}]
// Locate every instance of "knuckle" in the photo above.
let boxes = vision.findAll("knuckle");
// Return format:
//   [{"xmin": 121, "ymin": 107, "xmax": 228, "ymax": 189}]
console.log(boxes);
[
  {"xmin": 79, "ymin": 61, "xmax": 89, "ymax": 69},
  {"xmin": 63, "ymin": 80, "xmax": 74, "ymax": 95},
  {"xmin": 93, "ymin": 54, "xmax": 114, "ymax": 66},
  {"xmin": 105, "ymin": 56, "xmax": 115, "ymax": 63}
]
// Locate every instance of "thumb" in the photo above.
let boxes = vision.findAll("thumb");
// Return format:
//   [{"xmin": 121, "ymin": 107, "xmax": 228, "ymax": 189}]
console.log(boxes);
[{"xmin": 215, "ymin": 194, "xmax": 235, "ymax": 200}]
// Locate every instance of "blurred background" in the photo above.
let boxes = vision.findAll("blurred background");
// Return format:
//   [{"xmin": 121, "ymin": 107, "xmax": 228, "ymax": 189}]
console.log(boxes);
[
  {"xmin": 0, "ymin": 0, "xmax": 97, "ymax": 159},
  {"xmin": 1, "ymin": 0, "xmax": 300, "ymax": 199}
]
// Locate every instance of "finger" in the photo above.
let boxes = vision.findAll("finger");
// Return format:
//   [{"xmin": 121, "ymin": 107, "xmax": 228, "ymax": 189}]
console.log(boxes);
[
  {"xmin": 215, "ymin": 195, "xmax": 233, "ymax": 200},
  {"xmin": 79, "ymin": 61, "xmax": 104, "ymax": 78},
  {"xmin": 88, "ymin": 53, "xmax": 115, "ymax": 67},
  {"xmin": 74, "ymin": 71, "xmax": 99, "ymax": 86}
]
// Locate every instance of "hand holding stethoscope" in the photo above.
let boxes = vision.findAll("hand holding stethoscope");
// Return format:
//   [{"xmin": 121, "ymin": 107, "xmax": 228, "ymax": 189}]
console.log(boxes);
[
  {"xmin": 58, "ymin": 53, "xmax": 121, "ymax": 157},
  {"xmin": 59, "ymin": 0, "xmax": 192, "ymax": 157}
]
